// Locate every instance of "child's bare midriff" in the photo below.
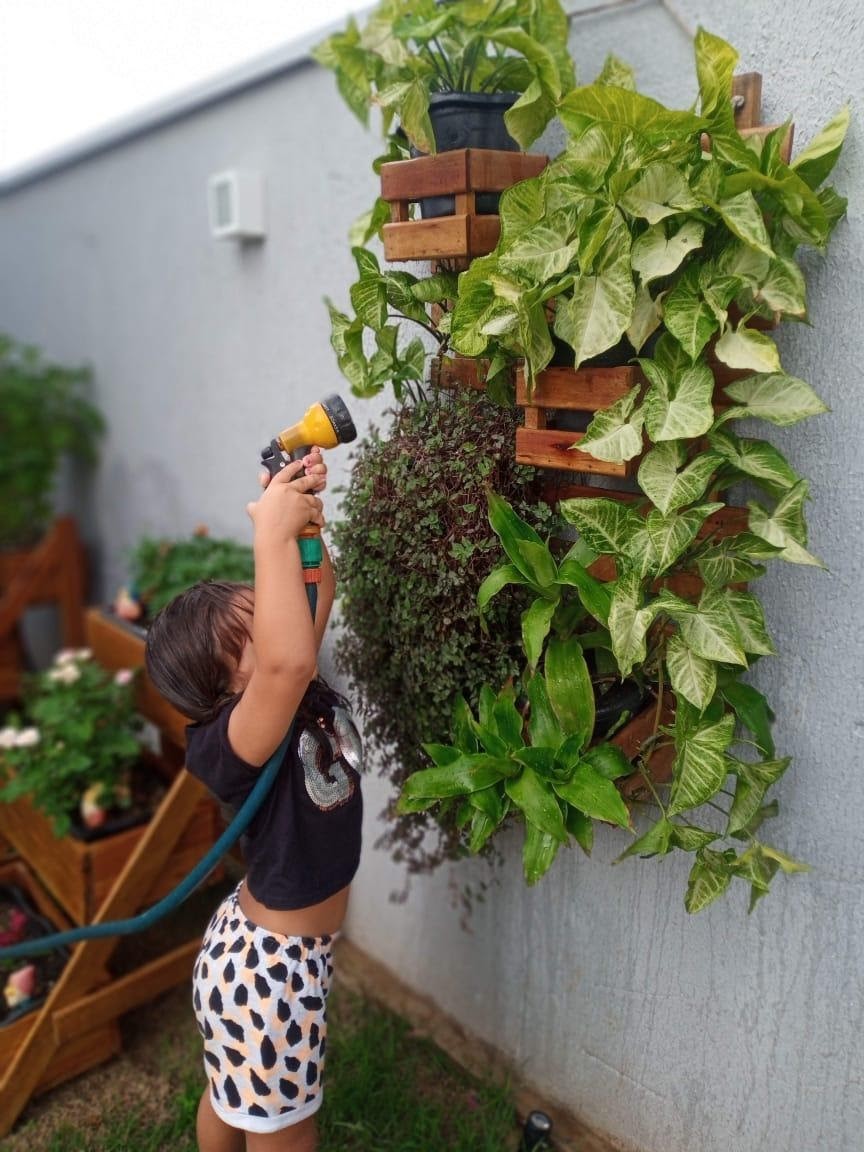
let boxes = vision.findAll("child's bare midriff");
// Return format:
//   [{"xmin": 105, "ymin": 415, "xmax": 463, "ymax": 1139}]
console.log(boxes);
[{"xmin": 238, "ymin": 880, "xmax": 351, "ymax": 938}]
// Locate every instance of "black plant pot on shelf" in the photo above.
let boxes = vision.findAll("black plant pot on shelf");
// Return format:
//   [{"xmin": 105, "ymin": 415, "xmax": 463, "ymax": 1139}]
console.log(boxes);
[
  {"xmin": 409, "ymin": 91, "xmax": 520, "ymax": 218},
  {"xmin": 592, "ymin": 678, "xmax": 647, "ymax": 740}
]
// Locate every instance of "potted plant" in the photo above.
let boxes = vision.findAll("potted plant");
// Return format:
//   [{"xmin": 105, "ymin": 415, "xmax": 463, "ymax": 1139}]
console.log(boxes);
[
  {"xmin": 332, "ymin": 387, "xmax": 556, "ymax": 874},
  {"xmin": 397, "ymin": 31, "xmax": 849, "ymax": 911},
  {"xmin": 0, "ymin": 648, "xmax": 221, "ymax": 921},
  {"xmin": 0, "ymin": 861, "xmax": 70, "ymax": 1027}
]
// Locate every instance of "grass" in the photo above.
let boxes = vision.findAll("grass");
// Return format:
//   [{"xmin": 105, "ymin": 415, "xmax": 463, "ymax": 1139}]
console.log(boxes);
[{"xmin": 5, "ymin": 985, "xmax": 522, "ymax": 1152}]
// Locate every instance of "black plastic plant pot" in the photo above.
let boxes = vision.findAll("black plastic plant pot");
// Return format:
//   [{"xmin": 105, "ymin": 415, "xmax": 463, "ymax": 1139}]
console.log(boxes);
[
  {"xmin": 592, "ymin": 678, "xmax": 647, "ymax": 740},
  {"xmin": 409, "ymin": 91, "xmax": 520, "ymax": 218}
]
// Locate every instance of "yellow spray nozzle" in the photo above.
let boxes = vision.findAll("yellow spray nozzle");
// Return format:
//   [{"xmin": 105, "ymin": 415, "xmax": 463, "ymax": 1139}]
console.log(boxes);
[{"xmin": 276, "ymin": 402, "xmax": 341, "ymax": 454}]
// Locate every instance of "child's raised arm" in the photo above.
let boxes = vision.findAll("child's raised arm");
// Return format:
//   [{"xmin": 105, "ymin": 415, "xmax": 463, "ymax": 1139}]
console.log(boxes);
[{"xmin": 227, "ymin": 456, "xmax": 325, "ymax": 765}]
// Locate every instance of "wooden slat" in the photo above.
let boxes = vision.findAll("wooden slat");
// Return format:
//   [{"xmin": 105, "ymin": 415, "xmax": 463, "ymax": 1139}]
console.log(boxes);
[
  {"xmin": 732, "ymin": 72, "xmax": 763, "ymax": 129},
  {"xmin": 516, "ymin": 364, "xmax": 643, "ymax": 410},
  {"xmin": 384, "ymin": 215, "xmax": 471, "ymax": 261},
  {"xmin": 380, "ymin": 148, "xmax": 547, "ymax": 202},
  {"xmin": 740, "ymin": 122, "xmax": 795, "ymax": 163},
  {"xmin": 430, "ymin": 355, "xmax": 489, "ymax": 390},
  {"xmin": 86, "ymin": 608, "xmax": 189, "ymax": 749},
  {"xmin": 515, "ymin": 428, "xmax": 633, "ymax": 477},
  {"xmin": 463, "ymin": 148, "xmax": 547, "ymax": 192}
]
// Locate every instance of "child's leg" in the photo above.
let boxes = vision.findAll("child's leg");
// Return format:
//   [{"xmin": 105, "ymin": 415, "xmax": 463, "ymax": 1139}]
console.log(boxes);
[
  {"xmin": 245, "ymin": 1115, "xmax": 318, "ymax": 1152},
  {"xmin": 196, "ymin": 1088, "xmax": 246, "ymax": 1152}
]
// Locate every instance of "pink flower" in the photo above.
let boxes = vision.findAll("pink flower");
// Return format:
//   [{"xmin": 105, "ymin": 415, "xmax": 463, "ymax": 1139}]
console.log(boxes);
[
  {"xmin": 114, "ymin": 669, "xmax": 134, "ymax": 687},
  {"xmin": 48, "ymin": 663, "xmax": 81, "ymax": 685}
]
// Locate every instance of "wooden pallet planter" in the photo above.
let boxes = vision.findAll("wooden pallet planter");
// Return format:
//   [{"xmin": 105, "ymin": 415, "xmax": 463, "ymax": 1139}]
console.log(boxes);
[
  {"xmin": 0, "ymin": 772, "xmax": 222, "ymax": 924},
  {"xmin": 430, "ymin": 354, "xmax": 491, "ymax": 391},
  {"xmin": 0, "ymin": 517, "xmax": 87, "ymax": 701},
  {"xmin": 0, "ymin": 859, "xmax": 122, "ymax": 1098},
  {"xmin": 613, "ymin": 695, "xmax": 677, "ymax": 800},
  {"xmin": 380, "ymin": 148, "xmax": 547, "ymax": 264}
]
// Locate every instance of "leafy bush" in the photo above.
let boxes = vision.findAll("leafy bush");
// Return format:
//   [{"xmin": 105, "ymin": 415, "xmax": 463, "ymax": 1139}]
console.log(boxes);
[
  {"xmin": 0, "ymin": 335, "xmax": 104, "ymax": 549},
  {"xmin": 128, "ymin": 532, "xmax": 254, "ymax": 617},
  {"xmin": 331, "ymin": 388, "xmax": 555, "ymax": 873}
]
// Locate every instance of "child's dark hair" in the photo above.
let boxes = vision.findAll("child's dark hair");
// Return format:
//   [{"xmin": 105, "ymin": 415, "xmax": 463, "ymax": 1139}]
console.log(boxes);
[{"xmin": 145, "ymin": 580, "xmax": 254, "ymax": 724}]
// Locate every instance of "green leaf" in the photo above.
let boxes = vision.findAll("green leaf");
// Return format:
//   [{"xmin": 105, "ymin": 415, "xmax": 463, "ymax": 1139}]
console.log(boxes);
[
  {"xmin": 714, "ymin": 325, "xmax": 781, "ymax": 373},
  {"xmin": 545, "ymin": 637, "xmax": 595, "ymax": 751},
  {"xmin": 559, "ymin": 496, "xmax": 642, "ymax": 555},
  {"xmin": 377, "ymin": 78, "xmax": 435, "ymax": 154},
  {"xmin": 758, "ymin": 844, "xmax": 810, "ymax": 874},
  {"xmin": 627, "ymin": 283, "xmax": 664, "ymax": 352},
  {"xmin": 492, "ymin": 693, "xmax": 524, "ymax": 752},
  {"xmin": 578, "ymin": 385, "xmax": 645, "ymax": 463},
  {"xmin": 477, "ymin": 563, "xmax": 527, "ymax": 612},
  {"xmin": 670, "ymin": 825, "xmax": 719, "ymax": 853},
  {"xmin": 522, "ymin": 597, "xmax": 558, "ymax": 672},
  {"xmin": 668, "ymin": 712, "xmax": 736, "ymax": 815},
  {"xmin": 717, "ymin": 373, "xmax": 828, "ymax": 428},
  {"xmin": 487, "ymin": 491, "xmax": 548, "ymax": 580},
  {"xmin": 506, "ymin": 765, "xmax": 568, "ymax": 842},
  {"xmin": 500, "ymin": 219, "xmax": 580, "ymax": 282},
  {"xmin": 721, "ymin": 680, "xmax": 775, "ymax": 757},
  {"xmin": 666, "ymin": 632, "xmax": 717, "ymax": 712},
  {"xmin": 632, "ymin": 219, "xmax": 705, "ymax": 285},
  {"xmin": 554, "ymin": 251, "xmax": 636, "ymax": 368},
  {"xmin": 641, "ymin": 356, "xmax": 715, "ymax": 441},
  {"xmin": 522, "ymin": 820, "xmax": 561, "ymax": 885},
  {"xmin": 516, "ymin": 539, "xmax": 559, "ymax": 589},
  {"xmin": 713, "ymin": 191, "xmax": 773, "ymax": 256},
  {"xmin": 608, "ymin": 570, "xmax": 659, "ymax": 678},
  {"xmin": 620, "ymin": 163, "xmax": 700, "ymax": 224},
  {"xmin": 468, "ymin": 808, "xmax": 498, "ymax": 854},
  {"xmin": 581, "ymin": 743, "xmax": 633, "ymax": 781},
  {"xmin": 617, "ymin": 815, "xmax": 672, "ymax": 860},
  {"xmin": 638, "ymin": 442, "xmax": 720, "ymax": 515},
  {"xmin": 723, "ymin": 589, "xmax": 775, "ymax": 656},
  {"xmin": 663, "ymin": 271, "xmax": 719, "ymax": 360},
  {"xmin": 596, "ymin": 53, "xmax": 636, "ymax": 91},
  {"xmin": 553, "ymin": 765, "xmax": 631, "ymax": 828},
  {"xmin": 684, "ymin": 851, "xmax": 733, "ymax": 912},
  {"xmin": 527, "ymin": 672, "xmax": 562, "ymax": 749},
  {"xmin": 708, "ymin": 430, "xmax": 800, "ymax": 496},
  {"xmin": 695, "ymin": 28, "xmax": 738, "ymax": 130},
  {"xmin": 792, "ymin": 106, "xmax": 850, "ymax": 189},
  {"xmin": 640, "ymin": 503, "xmax": 722, "ymax": 578},
  {"xmin": 399, "ymin": 754, "xmax": 513, "ymax": 806},
  {"xmin": 566, "ymin": 807, "xmax": 594, "ymax": 855},
  {"xmin": 748, "ymin": 480, "xmax": 825, "ymax": 567},
  {"xmin": 659, "ymin": 588, "xmax": 748, "ymax": 666},
  {"xmin": 756, "ymin": 257, "xmax": 807, "ymax": 317},
  {"xmin": 556, "ymin": 546, "xmax": 612, "ymax": 625},
  {"xmin": 559, "ymin": 85, "xmax": 706, "ymax": 143}
]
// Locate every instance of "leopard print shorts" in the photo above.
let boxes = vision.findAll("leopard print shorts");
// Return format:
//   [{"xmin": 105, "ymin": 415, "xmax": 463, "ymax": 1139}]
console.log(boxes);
[{"xmin": 192, "ymin": 884, "xmax": 336, "ymax": 1133}]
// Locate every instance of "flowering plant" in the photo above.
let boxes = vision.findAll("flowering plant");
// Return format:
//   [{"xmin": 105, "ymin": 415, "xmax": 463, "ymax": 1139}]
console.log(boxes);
[{"xmin": 0, "ymin": 649, "xmax": 141, "ymax": 836}]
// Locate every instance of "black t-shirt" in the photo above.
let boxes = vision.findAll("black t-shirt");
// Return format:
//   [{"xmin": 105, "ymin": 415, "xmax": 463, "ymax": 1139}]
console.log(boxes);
[{"xmin": 185, "ymin": 682, "xmax": 363, "ymax": 910}]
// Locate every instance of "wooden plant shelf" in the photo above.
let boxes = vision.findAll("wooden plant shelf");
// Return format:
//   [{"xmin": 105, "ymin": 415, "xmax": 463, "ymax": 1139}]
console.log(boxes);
[
  {"xmin": 380, "ymin": 148, "xmax": 547, "ymax": 263},
  {"xmin": 0, "ymin": 859, "xmax": 122, "ymax": 1099},
  {"xmin": 0, "ymin": 775, "xmax": 223, "ymax": 924},
  {"xmin": 614, "ymin": 695, "xmax": 677, "ymax": 800},
  {"xmin": 0, "ymin": 517, "xmax": 87, "ymax": 701}
]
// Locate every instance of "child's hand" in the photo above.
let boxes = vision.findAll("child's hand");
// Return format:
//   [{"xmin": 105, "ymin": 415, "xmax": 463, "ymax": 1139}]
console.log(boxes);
[
  {"xmin": 257, "ymin": 447, "xmax": 327, "ymax": 494},
  {"xmin": 247, "ymin": 457, "xmax": 324, "ymax": 541}
]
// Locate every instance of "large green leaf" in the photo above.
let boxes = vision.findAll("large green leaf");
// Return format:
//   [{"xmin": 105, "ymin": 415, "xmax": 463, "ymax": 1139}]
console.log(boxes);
[
  {"xmin": 617, "ymin": 815, "xmax": 672, "ymax": 859},
  {"xmin": 560, "ymin": 496, "xmax": 643, "ymax": 555},
  {"xmin": 500, "ymin": 219, "xmax": 580, "ymax": 282},
  {"xmin": 633, "ymin": 503, "xmax": 722, "ymax": 578},
  {"xmin": 506, "ymin": 765, "xmax": 568, "ymax": 842},
  {"xmin": 553, "ymin": 765, "xmax": 631, "ymax": 828},
  {"xmin": 638, "ymin": 442, "xmax": 720, "ymax": 515},
  {"xmin": 505, "ymin": 78, "xmax": 558, "ymax": 151},
  {"xmin": 545, "ymin": 637, "xmax": 595, "ymax": 751},
  {"xmin": 400, "ymin": 754, "xmax": 513, "ymax": 805},
  {"xmin": 527, "ymin": 672, "xmax": 561, "ymax": 749},
  {"xmin": 559, "ymin": 85, "xmax": 706, "ymax": 142},
  {"xmin": 662, "ymin": 274, "xmax": 719, "ymax": 360},
  {"xmin": 748, "ymin": 480, "xmax": 825, "ymax": 567},
  {"xmin": 608, "ymin": 570, "xmax": 659, "ymax": 677},
  {"xmin": 554, "ymin": 251, "xmax": 636, "ymax": 368},
  {"xmin": 671, "ymin": 588, "xmax": 749, "ymax": 666},
  {"xmin": 632, "ymin": 219, "xmax": 705, "ymax": 285},
  {"xmin": 557, "ymin": 546, "xmax": 612, "ymax": 624},
  {"xmin": 756, "ymin": 257, "xmax": 807, "ymax": 317},
  {"xmin": 792, "ymin": 106, "xmax": 850, "ymax": 189},
  {"xmin": 497, "ymin": 173, "xmax": 547, "ymax": 245},
  {"xmin": 641, "ymin": 356, "xmax": 715, "ymax": 441},
  {"xmin": 477, "ymin": 563, "xmax": 528, "ymax": 612},
  {"xmin": 726, "ymin": 757, "xmax": 791, "ymax": 835},
  {"xmin": 522, "ymin": 820, "xmax": 561, "ymax": 885},
  {"xmin": 695, "ymin": 28, "xmax": 738, "ymax": 131},
  {"xmin": 627, "ymin": 284, "xmax": 664, "ymax": 352},
  {"xmin": 714, "ymin": 325, "xmax": 781, "ymax": 373},
  {"xmin": 666, "ymin": 632, "xmax": 717, "ymax": 712},
  {"xmin": 522, "ymin": 597, "xmax": 558, "ymax": 672},
  {"xmin": 709, "ymin": 430, "xmax": 800, "ymax": 496},
  {"xmin": 620, "ymin": 164, "xmax": 700, "ymax": 224},
  {"xmin": 581, "ymin": 743, "xmax": 633, "ymax": 780},
  {"xmin": 487, "ymin": 491, "xmax": 548, "ymax": 579},
  {"xmin": 713, "ymin": 191, "xmax": 773, "ymax": 256},
  {"xmin": 720, "ymin": 680, "xmax": 775, "ymax": 757},
  {"xmin": 716, "ymin": 373, "xmax": 829, "ymax": 427},
  {"xmin": 684, "ymin": 851, "xmax": 733, "ymax": 912},
  {"xmin": 376, "ymin": 78, "xmax": 435, "ymax": 153},
  {"xmin": 669, "ymin": 713, "xmax": 736, "ymax": 815},
  {"xmin": 577, "ymin": 385, "xmax": 645, "ymax": 463},
  {"xmin": 722, "ymin": 589, "xmax": 775, "ymax": 656}
]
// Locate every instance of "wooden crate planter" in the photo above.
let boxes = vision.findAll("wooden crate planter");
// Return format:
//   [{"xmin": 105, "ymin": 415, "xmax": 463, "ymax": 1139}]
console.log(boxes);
[
  {"xmin": 0, "ymin": 859, "xmax": 122, "ymax": 1097},
  {"xmin": 0, "ymin": 780, "xmax": 223, "ymax": 924},
  {"xmin": 613, "ymin": 696, "xmax": 677, "ymax": 801},
  {"xmin": 0, "ymin": 517, "xmax": 87, "ymax": 701},
  {"xmin": 380, "ymin": 148, "xmax": 547, "ymax": 263}
]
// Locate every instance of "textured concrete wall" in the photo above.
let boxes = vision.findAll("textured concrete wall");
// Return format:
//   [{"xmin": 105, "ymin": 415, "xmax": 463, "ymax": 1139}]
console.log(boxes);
[{"xmin": 1, "ymin": 3, "xmax": 862, "ymax": 1150}]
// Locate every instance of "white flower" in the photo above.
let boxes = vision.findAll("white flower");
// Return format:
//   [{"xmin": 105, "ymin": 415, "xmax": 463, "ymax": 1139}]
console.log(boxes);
[
  {"xmin": 0, "ymin": 727, "xmax": 20, "ymax": 749},
  {"xmin": 74, "ymin": 648, "xmax": 93, "ymax": 661},
  {"xmin": 48, "ymin": 663, "xmax": 81, "ymax": 685},
  {"xmin": 14, "ymin": 728, "xmax": 40, "ymax": 748},
  {"xmin": 54, "ymin": 649, "xmax": 78, "ymax": 665},
  {"xmin": 114, "ymin": 669, "xmax": 134, "ymax": 687}
]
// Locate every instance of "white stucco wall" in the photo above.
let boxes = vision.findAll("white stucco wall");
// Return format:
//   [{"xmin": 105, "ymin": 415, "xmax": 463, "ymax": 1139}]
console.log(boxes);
[{"xmin": 1, "ymin": 3, "xmax": 862, "ymax": 1151}]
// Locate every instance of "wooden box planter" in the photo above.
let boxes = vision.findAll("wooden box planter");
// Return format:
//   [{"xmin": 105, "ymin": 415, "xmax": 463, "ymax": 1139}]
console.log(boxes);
[
  {"xmin": 0, "ymin": 767, "xmax": 223, "ymax": 924},
  {"xmin": 380, "ymin": 148, "xmax": 547, "ymax": 264},
  {"xmin": 0, "ymin": 517, "xmax": 87, "ymax": 701},
  {"xmin": 0, "ymin": 859, "xmax": 122, "ymax": 1096}
]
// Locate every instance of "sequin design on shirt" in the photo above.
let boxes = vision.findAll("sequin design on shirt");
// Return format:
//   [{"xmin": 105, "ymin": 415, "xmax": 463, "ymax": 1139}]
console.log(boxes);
[{"xmin": 296, "ymin": 706, "xmax": 362, "ymax": 811}]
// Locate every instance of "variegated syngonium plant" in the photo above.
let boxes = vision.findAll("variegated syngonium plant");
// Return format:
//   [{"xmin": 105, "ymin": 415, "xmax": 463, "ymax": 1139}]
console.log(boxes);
[
  {"xmin": 399, "ymin": 481, "xmax": 810, "ymax": 913},
  {"xmin": 449, "ymin": 28, "xmax": 849, "ymax": 396}
]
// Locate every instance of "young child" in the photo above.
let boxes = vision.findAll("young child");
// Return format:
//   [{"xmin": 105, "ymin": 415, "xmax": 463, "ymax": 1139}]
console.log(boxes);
[{"xmin": 145, "ymin": 449, "xmax": 363, "ymax": 1152}]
